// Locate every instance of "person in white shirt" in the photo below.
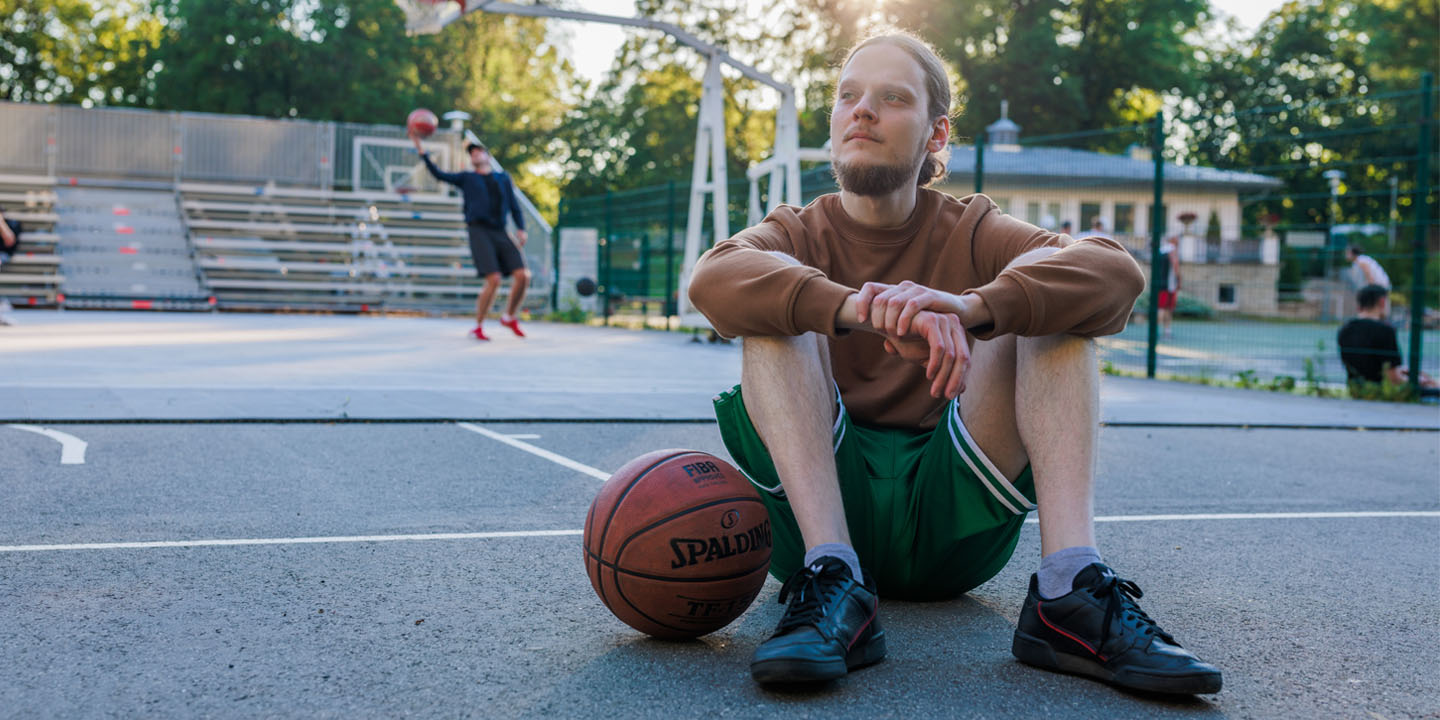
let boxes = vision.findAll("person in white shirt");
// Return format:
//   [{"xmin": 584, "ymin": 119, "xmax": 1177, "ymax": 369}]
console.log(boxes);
[{"xmin": 1346, "ymin": 245, "xmax": 1390, "ymax": 290}]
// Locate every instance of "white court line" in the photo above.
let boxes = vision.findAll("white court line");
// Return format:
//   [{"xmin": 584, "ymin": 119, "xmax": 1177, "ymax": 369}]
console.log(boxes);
[
  {"xmin": 6, "ymin": 424, "xmax": 87, "ymax": 464},
  {"xmin": 1025, "ymin": 510, "xmax": 1440, "ymax": 524},
  {"xmin": 2, "ymin": 511, "xmax": 1434, "ymax": 554},
  {"xmin": 456, "ymin": 422, "xmax": 610, "ymax": 481},
  {"xmin": 503, "ymin": 434, "xmax": 542, "ymax": 440},
  {"xmin": 0, "ymin": 529, "xmax": 582, "ymax": 553}
]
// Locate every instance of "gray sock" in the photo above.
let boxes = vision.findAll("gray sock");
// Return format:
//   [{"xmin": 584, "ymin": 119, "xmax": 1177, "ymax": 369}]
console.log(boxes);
[
  {"xmin": 1037, "ymin": 545, "xmax": 1102, "ymax": 599},
  {"xmin": 804, "ymin": 543, "xmax": 863, "ymax": 584}
]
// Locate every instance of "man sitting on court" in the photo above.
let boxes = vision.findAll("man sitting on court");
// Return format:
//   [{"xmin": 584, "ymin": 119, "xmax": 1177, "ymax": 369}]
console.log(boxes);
[
  {"xmin": 1339, "ymin": 284, "xmax": 1438, "ymax": 397},
  {"xmin": 688, "ymin": 30, "xmax": 1221, "ymax": 695},
  {"xmin": 411, "ymin": 133, "xmax": 530, "ymax": 340}
]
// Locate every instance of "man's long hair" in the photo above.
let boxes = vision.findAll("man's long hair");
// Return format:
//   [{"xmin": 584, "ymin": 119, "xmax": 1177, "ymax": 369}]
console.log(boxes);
[{"xmin": 838, "ymin": 31, "xmax": 955, "ymax": 188}]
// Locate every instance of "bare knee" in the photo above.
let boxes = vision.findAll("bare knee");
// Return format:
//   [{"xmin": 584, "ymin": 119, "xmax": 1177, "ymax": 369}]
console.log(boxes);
[
  {"xmin": 514, "ymin": 268, "xmax": 531, "ymax": 282},
  {"xmin": 485, "ymin": 272, "xmax": 502, "ymax": 285},
  {"xmin": 1018, "ymin": 333, "xmax": 1095, "ymax": 366}
]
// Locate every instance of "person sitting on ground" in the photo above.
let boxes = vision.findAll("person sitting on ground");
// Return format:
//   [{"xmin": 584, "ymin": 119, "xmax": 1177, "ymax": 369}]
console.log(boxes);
[
  {"xmin": 1338, "ymin": 284, "xmax": 1438, "ymax": 397},
  {"xmin": 688, "ymin": 29, "xmax": 1221, "ymax": 695}
]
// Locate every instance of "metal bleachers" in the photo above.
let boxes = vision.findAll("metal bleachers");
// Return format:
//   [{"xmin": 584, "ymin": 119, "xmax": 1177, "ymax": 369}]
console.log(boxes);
[
  {"xmin": 0, "ymin": 175, "xmax": 64, "ymax": 306},
  {"xmin": 180, "ymin": 182, "xmax": 507, "ymax": 312}
]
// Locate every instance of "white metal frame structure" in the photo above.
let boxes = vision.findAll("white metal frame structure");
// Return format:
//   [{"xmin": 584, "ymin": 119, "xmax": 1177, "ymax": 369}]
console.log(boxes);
[
  {"xmin": 352, "ymin": 136, "xmax": 452, "ymax": 192},
  {"xmin": 396, "ymin": 0, "xmax": 802, "ymax": 319}
]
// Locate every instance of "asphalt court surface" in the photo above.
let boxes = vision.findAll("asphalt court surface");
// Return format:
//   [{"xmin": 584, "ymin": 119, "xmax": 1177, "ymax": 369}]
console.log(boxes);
[{"xmin": 3, "ymin": 421, "xmax": 1437, "ymax": 718}]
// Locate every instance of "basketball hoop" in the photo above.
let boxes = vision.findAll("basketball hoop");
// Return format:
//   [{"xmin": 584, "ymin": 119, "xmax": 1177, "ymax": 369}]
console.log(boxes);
[{"xmin": 395, "ymin": 0, "xmax": 463, "ymax": 35}]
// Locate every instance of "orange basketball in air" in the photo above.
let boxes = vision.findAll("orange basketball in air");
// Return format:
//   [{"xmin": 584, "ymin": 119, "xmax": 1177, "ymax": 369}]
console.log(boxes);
[{"xmin": 406, "ymin": 108, "xmax": 438, "ymax": 138}]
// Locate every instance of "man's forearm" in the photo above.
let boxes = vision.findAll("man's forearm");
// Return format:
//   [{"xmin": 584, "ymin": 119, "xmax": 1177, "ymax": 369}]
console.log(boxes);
[{"xmin": 836, "ymin": 290, "xmax": 994, "ymax": 335}]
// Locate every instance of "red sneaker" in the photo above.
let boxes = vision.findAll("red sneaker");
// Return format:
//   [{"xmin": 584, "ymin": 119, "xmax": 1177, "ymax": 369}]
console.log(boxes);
[
  {"xmin": 470, "ymin": 325, "xmax": 489, "ymax": 341},
  {"xmin": 500, "ymin": 316, "xmax": 526, "ymax": 338}
]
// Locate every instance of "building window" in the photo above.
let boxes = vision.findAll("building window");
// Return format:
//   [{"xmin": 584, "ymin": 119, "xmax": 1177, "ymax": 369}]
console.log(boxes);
[
  {"xmin": 1218, "ymin": 284, "xmax": 1237, "ymax": 307},
  {"xmin": 1044, "ymin": 202, "xmax": 1062, "ymax": 230},
  {"xmin": 1080, "ymin": 202, "xmax": 1101, "ymax": 231},
  {"xmin": 1146, "ymin": 204, "xmax": 1170, "ymax": 234},
  {"xmin": 1114, "ymin": 203, "xmax": 1135, "ymax": 234},
  {"xmin": 1026, "ymin": 201, "xmax": 1041, "ymax": 226}
]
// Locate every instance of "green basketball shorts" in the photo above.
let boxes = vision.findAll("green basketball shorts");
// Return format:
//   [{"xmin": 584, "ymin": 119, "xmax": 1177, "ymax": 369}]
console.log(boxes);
[{"xmin": 713, "ymin": 384, "xmax": 1035, "ymax": 601}]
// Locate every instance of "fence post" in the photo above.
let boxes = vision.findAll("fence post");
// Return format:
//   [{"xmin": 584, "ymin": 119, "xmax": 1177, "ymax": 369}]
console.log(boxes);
[
  {"xmin": 640, "ymin": 232, "xmax": 652, "ymax": 319},
  {"xmin": 974, "ymin": 132, "xmax": 985, "ymax": 195},
  {"xmin": 1147, "ymin": 113, "xmax": 1166, "ymax": 379},
  {"xmin": 46, "ymin": 106, "xmax": 58, "ymax": 178},
  {"xmin": 551, "ymin": 197, "xmax": 564, "ymax": 312},
  {"xmin": 602, "ymin": 190, "xmax": 612, "ymax": 326},
  {"xmin": 1409, "ymin": 72, "xmax": 1434, "ymax": 398},
  {"xmin": 665, "ymin": 180, "xmax": 677, "ymax": 327},
  {"xmin": 173, "ymin": 112, "xmax": 184, "ymax": 185}
]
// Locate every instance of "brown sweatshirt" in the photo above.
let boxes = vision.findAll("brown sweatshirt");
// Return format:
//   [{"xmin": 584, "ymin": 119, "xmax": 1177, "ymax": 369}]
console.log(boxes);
[{"xmin": 688, "ymin": 189, "xmax": 1144, "ymax": 429}]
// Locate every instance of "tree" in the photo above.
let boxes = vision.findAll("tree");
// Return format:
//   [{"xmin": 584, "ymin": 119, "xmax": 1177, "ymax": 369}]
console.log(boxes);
[
  {"xmin": 1186, "ymin": 0, "xmax": 1438, "ymax": 258},
  {"xmin": 883, "ymin": 0, "xmax": 1208, "ymax": 142},
  {"xmin": 0, "ymin": 0, "xmax": 161, "ymax": 105},
  {"xmin": 554, "ymin": 0, "xmax": 805, "ymax": 198}
]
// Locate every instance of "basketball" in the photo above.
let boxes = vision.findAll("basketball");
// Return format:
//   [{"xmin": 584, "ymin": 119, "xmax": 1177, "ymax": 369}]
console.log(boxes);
[
  {"xmin": 406, "ymin": 108, "xmax": 439, "ymax": 138},
  {"xmin": 584, "ymin": 450, "xmax": 772, "ymax": 640}
]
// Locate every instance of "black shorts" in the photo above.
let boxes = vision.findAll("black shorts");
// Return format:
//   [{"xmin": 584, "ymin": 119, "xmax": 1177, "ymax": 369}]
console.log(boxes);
[{"xmin": 466, "ymin": 224, "xmax": 525, "ymax": 278}]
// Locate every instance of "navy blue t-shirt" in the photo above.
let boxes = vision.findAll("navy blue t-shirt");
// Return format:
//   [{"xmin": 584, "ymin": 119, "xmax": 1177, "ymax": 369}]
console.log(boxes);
[{"xmin": 420, "ymin": 153, "xmax": 525, "ymax": 230}]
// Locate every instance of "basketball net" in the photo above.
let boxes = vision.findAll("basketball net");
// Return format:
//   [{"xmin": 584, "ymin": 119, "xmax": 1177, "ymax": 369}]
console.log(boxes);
[{"xmin": 395, "ymin": 0, "xmax": 461, "ymax": 35}]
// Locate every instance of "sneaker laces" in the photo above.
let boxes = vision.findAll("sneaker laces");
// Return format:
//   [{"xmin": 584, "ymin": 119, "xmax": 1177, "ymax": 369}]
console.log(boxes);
[
  {"xmin": 1098, "ymin": 575, "xmax": 1178, "ymax": 649},
  {"xmin": 773, "ymin": 562, "xmax": 850, "ymax": 634}
]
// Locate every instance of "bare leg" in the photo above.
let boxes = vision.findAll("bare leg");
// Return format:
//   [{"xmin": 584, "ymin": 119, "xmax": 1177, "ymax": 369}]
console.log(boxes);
[
  {"xmin": 1018, "ymin": 335, "xmax": 1098, "ymax": 554},
  {"xmin": 476, "ymin": 272, "xmax": 502, "ymax": 325},
  {"xmin": 742, "ymin": 332, "xmax": 848, "ymax": 548},
  {"xmin": 504, "ymin": 268, "xmax": 531, "ymax": 318},
  {"xmin": 961, "ymin": 333, "xmax": 1098, "ymax": 555},
  {"xmin": 737, "ymin": 252, "xmax": 846, "ymax": 548}
]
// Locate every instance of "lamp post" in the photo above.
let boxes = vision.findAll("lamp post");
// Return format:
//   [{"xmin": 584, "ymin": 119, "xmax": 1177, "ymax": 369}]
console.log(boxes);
[{"xmin": 1322, "ymin": 169, "xmax": 1345, "ymax": 320}]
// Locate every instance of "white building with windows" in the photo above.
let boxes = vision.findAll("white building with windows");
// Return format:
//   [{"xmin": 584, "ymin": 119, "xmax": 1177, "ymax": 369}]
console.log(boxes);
[{"xmin": 937, "ymin": 106, "xmax": 1287, "ymax": 315}]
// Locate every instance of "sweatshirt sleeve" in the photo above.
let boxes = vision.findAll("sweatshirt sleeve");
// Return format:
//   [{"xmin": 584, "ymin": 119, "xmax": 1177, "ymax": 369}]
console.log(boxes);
[
  {"xmin": 963, "ymin": 207, "xmax": 1144, "ymax": 339},
  {"xmin": 502, "ymin": 175, "xmax": 525, "ymax": 231},
  {"xmin": 420, "ymin": 152, "xmax": 464, "ymax": 186},
  {"xmin": 687, "ymin": 210, "xmax": 855, "ymax": 339}
]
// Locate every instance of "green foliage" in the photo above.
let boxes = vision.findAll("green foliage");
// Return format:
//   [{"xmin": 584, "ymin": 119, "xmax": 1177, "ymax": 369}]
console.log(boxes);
[
  {"xmin": 134, "ymin": 0, "xmax": 575, "ymax": 220},
  {"xmin": 1184, "ymin": 0, "xmax": 1438, "ymax": 254},
  {"xmin": 883, "ymin": 0, "xmax": 1207, "ymax": 142},
  {"xmin": 544, "ymin": 302, "xmax": 591, "ymax": 324},
  {"xmin": 1269, "ymin": 375, "xmax": 1297, "ymax": 393},
  {"xmin": 1347, "ymin": 367, "xmax": 1423, "ymax": 402},
  {"xmin": 1303, "ymin": 340, "xmax": 1332, "ymax": 397},
  {"xmin": 1233, "ymin": 368, "xmax": 1259, "ymax": 389},
  {"xmin": 0, "ymin": 0, "xmax": 161, "ymax": 105}
]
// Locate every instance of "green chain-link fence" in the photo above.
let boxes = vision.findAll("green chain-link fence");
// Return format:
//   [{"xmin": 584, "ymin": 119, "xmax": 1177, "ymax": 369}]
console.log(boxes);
[{"xmin": 557, "ymin": 76, "xmax": 1437, "ymax": 398}]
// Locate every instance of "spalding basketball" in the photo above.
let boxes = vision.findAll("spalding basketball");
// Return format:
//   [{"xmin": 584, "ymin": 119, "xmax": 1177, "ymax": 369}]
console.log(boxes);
[
  {"xmin": 584, "ymin": 450, "xmax": 771, "ymax": 639},
  {"xmin": 406, "ymin": 108, "xmax": 439, "ymax": 138}
]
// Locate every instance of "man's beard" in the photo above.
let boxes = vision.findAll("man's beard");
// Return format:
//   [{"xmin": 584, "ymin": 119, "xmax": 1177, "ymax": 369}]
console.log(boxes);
[{"xmin": 832, "ymin": 148, "xmax": 925, "ymax": 196}]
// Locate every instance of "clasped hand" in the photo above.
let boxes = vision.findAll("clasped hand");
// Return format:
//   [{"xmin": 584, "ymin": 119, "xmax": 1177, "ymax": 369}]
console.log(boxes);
[{"xmin": 855, "ymin": 280, "xmax": 971, "ymax": 400}]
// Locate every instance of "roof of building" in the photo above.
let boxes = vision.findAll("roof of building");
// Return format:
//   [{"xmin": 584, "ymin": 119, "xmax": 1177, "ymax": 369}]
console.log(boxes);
[{"xmin": 944, "ymin": 143, "xmax": 1283, "ymax": 191}]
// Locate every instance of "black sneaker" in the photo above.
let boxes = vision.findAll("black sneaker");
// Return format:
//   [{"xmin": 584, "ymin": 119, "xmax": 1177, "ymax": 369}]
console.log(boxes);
[
  {"xmin": 1012, "ymin": 563, "xmax": 1222, "ymax": 695},
  {"xmin": 750, "ymin": 557, "xmax": 886, "ymax": 684}
]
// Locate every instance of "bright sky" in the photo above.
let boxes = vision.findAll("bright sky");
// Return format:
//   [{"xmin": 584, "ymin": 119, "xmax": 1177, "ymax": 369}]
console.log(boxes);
[
  {"xmin": 552, "ymin": 0, "xmax": 639, "ymax": 89},
  {"xmin": 556, "ymin": 0, "xmax": 1289, "ymax": 90}
]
